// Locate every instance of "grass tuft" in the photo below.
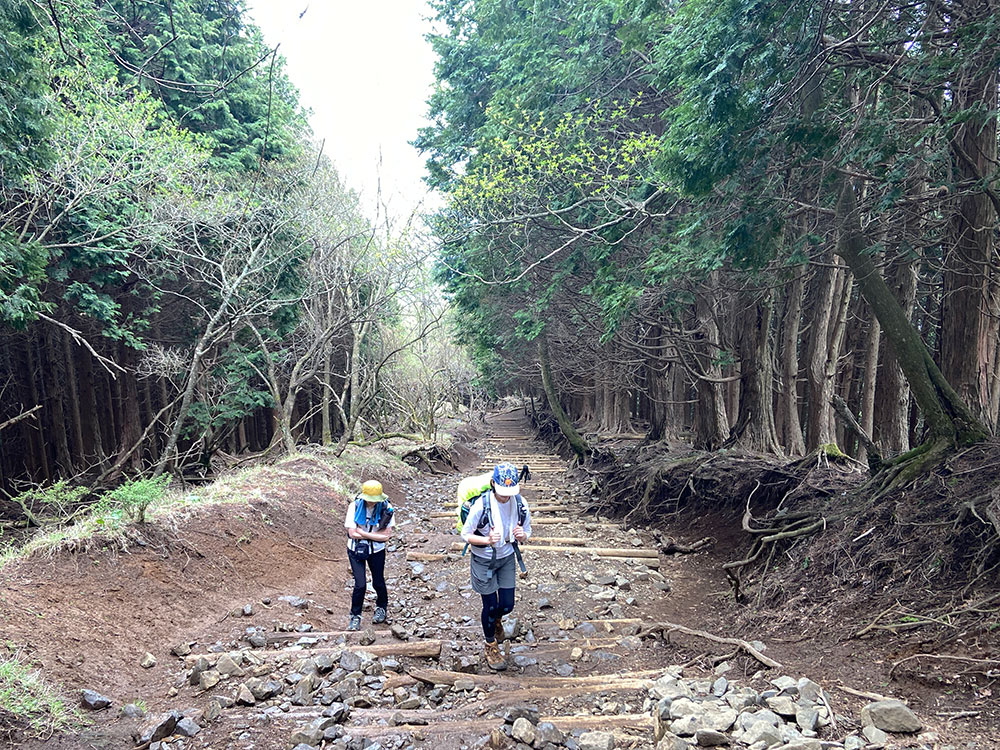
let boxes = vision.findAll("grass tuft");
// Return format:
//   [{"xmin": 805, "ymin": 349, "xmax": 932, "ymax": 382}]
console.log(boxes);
[{"xmin": 0, "ymin": 653, "xmax": 80, "ymax": 740}]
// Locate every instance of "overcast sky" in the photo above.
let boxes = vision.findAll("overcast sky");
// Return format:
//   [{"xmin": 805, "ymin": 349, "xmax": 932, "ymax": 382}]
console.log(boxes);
[{"xmin": 246, "ymin": 1, "xmax": 441, "ymax": 217}]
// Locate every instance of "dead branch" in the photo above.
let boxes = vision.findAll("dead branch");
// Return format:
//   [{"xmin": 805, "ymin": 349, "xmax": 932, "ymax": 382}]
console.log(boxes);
[
  {"xmin": 889, "ymin": 653, "xmax": 1000, "ymax": 678},
  {"xmin": 660, "ymin": 536, "xmax": 713, "ymax": 554},
  {"xmin": 639, "ymin": 620, "xmax": 782, "ymax": 669},
  {"xmin": 0, "ymin": 404, "xmax": 43, "ymax": 432}
]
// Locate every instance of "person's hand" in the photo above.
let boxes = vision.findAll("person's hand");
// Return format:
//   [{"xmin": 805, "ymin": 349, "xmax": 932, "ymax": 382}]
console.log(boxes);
[
  {"xmin": 513, "ymin": 525, "xmax": 527, "ymax": 543},
  {"xmin": 487, "ymin": 527, "xmax": 502, "ymax": 545}
]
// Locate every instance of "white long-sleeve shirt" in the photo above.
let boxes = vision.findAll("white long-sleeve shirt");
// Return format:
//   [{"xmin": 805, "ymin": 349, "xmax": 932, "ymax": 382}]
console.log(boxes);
[{"xmin": 461, "ymin": 491, "xmax": 532, "ymax": 560}]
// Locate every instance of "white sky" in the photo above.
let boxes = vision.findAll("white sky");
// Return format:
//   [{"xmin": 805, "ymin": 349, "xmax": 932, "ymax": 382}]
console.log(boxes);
[{"xmin": 246, "ymin": 1, "xmax": 441, "ymax": 218}]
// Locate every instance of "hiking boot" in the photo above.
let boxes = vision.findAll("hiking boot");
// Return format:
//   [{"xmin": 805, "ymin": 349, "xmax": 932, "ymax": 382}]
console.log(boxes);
[
  {"xmin": 494, "ymin": 618, "xmax": 505, "ymax": 643},
  {"xmin": 484, "ymin": 640, "xmax": 506, "ymax": 671},
  {"xmin": 347, "ymin": 615, "xmax": 362, "ymax": 631},
  {"xmin": 373, "ymin": 607, "xmax": 387, "ymax": 624}
]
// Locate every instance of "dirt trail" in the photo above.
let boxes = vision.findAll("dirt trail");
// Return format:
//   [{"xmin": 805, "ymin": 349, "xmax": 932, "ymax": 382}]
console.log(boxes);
[{"xmin": 3, "ymin": 413, "xmax": 980, "ymax": 749}]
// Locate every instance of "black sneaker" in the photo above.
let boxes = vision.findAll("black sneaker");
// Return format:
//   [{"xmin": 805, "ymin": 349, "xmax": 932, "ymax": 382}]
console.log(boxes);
[
  {"xmin": 373, "ymin": 607, "xmax": 387, "ymax": 624},
  {"xmin": 347, "ymin": 615, "xmax": 361, "ymax": 631}
]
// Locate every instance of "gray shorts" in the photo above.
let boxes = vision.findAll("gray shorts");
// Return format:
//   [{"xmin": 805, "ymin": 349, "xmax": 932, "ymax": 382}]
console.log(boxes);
[{"xmin": 470, "ymin": 550, "xmax": 516, "ymax": 594}]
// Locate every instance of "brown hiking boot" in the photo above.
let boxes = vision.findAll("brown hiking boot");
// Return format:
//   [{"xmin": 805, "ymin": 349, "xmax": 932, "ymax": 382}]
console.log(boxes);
[{"xmin": 484, "ymin": 640, "xmax": 506, "ymax": 671}]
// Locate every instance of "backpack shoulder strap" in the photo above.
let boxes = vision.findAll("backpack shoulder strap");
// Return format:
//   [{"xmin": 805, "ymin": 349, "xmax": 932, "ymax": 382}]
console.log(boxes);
[
  {"xmin": 476, "ymin": 490, "xmax": 492, "ymax": 530},
  {"xmin": 515, "ymin": 495, "xmax": 527, "ymax": 525}
]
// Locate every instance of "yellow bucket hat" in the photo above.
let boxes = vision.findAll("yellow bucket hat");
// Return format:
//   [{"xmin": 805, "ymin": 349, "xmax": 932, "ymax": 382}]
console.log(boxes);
[{"xmin": 361, "ymin": 480, "xmax": 388, "ymax": 502}]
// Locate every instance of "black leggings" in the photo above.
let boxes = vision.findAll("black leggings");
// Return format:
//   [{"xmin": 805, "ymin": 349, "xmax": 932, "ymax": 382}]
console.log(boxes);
[
  {"xmin": 480, "ymin": 587, "xmax": 515, "ymax": 642},
  {"xmin": 348, "ymin": 548, "xmax": 388, "ymax": 616}
]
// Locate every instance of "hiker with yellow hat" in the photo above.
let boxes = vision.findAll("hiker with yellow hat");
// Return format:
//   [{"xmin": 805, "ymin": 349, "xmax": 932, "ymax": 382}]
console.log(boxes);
[{"xmin": 344, "ymin": 479, "xmax": 396, "ymax": 631}]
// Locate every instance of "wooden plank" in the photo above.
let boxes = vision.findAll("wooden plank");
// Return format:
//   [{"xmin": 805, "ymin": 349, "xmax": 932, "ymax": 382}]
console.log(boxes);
[
  {"xmin": 447, "ymin": 542, "xmax": 657, "ymax": 558},
  {"xmin": 406, "ymin": 667, "xmax": 662, "ymax": 688},
  {"xmin": 405, "ymin": 552, "xmax": 449, "ymax": 562},
  {"xmin": 268, "ymin": 618, "xmax": 647, "ymax": 646},
  {"xmin": 441, "ymin": 503, "xmax": 575, "ymax": 512},
  {"xmin": 268, "ymin": 710, "xmax": 653, "ymax": 737},
  {"xmin": 185, "ymin": 639, "xmax": 442, "ymax": 664},
  {"xmin": 524, "ymin": 536, "xmax": 589, "ymax": 545},
  {"xmin": 434, "ymin": 515, "xmax": 573, "ymax": 524}
]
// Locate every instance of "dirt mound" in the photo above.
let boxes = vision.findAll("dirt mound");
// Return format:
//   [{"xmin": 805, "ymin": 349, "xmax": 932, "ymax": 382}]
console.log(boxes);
[{"xmin": 0, "ymin": 451, "xmax": 415, "ymax": 748}]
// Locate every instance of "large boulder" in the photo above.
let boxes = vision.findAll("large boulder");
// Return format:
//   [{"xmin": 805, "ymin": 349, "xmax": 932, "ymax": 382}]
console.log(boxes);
[
  {"xmin": 80, "ymin": 690, "xmax": 112, "ymax": 711},
  {"xmin": 860, "ymin": 700, "xmax": 922, "ymax": 733},
  {"xmin": 136, "ymin": 711, "xmax": 181, "ymax": 744}
]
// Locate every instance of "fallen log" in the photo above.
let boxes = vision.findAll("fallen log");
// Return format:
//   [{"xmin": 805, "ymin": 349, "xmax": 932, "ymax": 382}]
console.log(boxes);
[
  {"xmin": 639, "ymin": 621, "xmax": 781, "ymax": 669},
  {"xmin": 525, "ymin": 536, "xmax": 589, "ymax": 545},
  {"xmin": 660, "ymin": 536, "xmax": 713, "ymax": 554},
  {"xmin": 435, "ymin": 504, "xmax": 573, "ymax": 515}
]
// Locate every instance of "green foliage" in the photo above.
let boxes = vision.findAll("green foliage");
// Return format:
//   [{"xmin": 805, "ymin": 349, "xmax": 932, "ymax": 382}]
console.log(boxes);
[
  {"xmin": 0, "ymin": 653, "xmax": 79, "ymax": 739},
  {"xmin": 97, "ymin": 476, "xmax": 170, "ymax": 524},
  {"xmin": 101, "ymin": 0, "xmax": 306, "ymax": 172},
  {"xmin": 11, "ymin": 481, "xmax": 90, "ymax": 526},
  {"xmin": 0, "ymin": 1, "xmax": 51, "ymax": 180}
]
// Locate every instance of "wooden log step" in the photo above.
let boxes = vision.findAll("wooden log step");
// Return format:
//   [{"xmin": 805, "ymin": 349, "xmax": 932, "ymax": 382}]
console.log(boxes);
[
  {"xmin": 435, "ymin": 516, "xmax": 572, "ymax": 525},
  {"xmin": 447, "ymin": 542, "xmax": 657, "ymax": 558},
  {"xmin": 524, "ymin": 536, "xmax": 589, "ymax": 545},
  {"xmin": 184, "ymin": 639, "xmax": 442, "ymax": 664},
  {"xmin": 429, "ymin": 509, "xmax": 578, "ymax": 519},
  {"xmin": 263, "ymin": 617, "xmax": 646, "ymax": 646},
  {"xmin": 440, "ymin": 503, "xmax": 575, "ymax": 512},
  {"xmin": 269, "ymin": 709, "xmax": 652, "ymax": 737},
  {"xmin": 407, "ymin": 666, "xmax": 661, "ymax": 688},
  {"xmin": 405, "ymin": 551, "xmax": 450, "ymax": 562}
]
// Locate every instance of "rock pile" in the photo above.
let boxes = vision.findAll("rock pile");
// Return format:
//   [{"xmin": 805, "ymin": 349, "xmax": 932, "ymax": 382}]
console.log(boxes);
[{"xmin": 647, "ymin": 666, "xmax": 924, "ymax": 750}]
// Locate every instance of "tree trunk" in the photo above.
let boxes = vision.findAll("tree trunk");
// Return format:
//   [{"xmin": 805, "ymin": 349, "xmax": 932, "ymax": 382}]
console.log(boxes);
[
  {"xmin": 321, "ymin": 345, "xmax": 334, "ymax": 445},
  {"xmin": 26, "ymin": 337, "xmax": 51, "ymax": 481},
  {"xmin": 61, "ymin": 329, "xmax": 86, "ymax": 463},
  {"xmin": 940, "ymin": 21, "xmax": 999, "ymax": 429},
  {"xmin": 873, "ymin": 256, "xmax": 918, "ymax": 455},
  {"xmin": 538, "ymin": 333, "xmax": 589, "ymax": 459},
  {"xmin": 778, "ymin": 272, "xmax": 806, "ymax": 455},
  {"xmin": 691, "ymin": 280, "xmax": 730, "ymax": 450},
  {"xmin": 857, "ymin": 317, "xmax": 880, "ymax": 465},
  {"xmin": 804, "ymin": 256, "xmax": 840, "ymax": 449},
  {"xmin": 726, "ymin": 290, "xmax": 780, "ymax": 454},
  {"xmin": 43, "ymin": 326, "xmax": 73, "ymax": 475},
  {"xmin": 647, "ymin": 325, "xmax": 670, "ymax": 441},
  {"xmin": 835, "ymin": 177, "xmax": 989, "ymax": 448}
]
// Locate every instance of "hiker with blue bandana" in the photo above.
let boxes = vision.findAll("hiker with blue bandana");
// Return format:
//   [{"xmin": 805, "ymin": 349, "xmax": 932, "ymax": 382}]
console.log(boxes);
[
  {"xmin": 344, "ymin": 480, "xmax": 396, "ymax": 631},
  {"xmin": 460, "ymin": 462, "xmax": 532, "ymax": 670}
]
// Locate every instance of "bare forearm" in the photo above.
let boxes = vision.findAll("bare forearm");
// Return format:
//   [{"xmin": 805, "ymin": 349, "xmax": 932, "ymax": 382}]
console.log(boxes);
[{"xmin": 359, "ymin": 529, "xmax": 393, "ymax": 542}]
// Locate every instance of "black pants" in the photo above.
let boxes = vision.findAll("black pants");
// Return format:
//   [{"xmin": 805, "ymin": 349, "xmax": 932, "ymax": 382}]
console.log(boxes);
[
  {"xmin": 480, "ymin": 587, "xmax": 515, "ymax": 642},
  {"xmin": 348, "ymin": 548, "xmax": 388, "ymax": 616}
]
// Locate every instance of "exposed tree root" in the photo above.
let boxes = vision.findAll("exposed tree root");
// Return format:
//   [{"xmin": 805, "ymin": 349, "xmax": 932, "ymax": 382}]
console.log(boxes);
[{"xmin": 401, "ymin": 444, "xmax": 457, "ymax": 474}]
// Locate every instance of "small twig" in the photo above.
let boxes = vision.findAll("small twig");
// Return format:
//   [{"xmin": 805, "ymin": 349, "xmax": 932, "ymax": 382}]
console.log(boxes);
[
  {"xmin": 286, "ymin": 540, "xmax": 339, "ymax": 563},
  {"xmin": 833, "ymin": 683, "xmax": 892, "ymax": 701},
  {"xmin": 935, "ymin": 710, "xmax": 981, "ymax": 720},
  {"xmin": 889, "ymin": 653, "xmax": 1000, "ymax": 678}
]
